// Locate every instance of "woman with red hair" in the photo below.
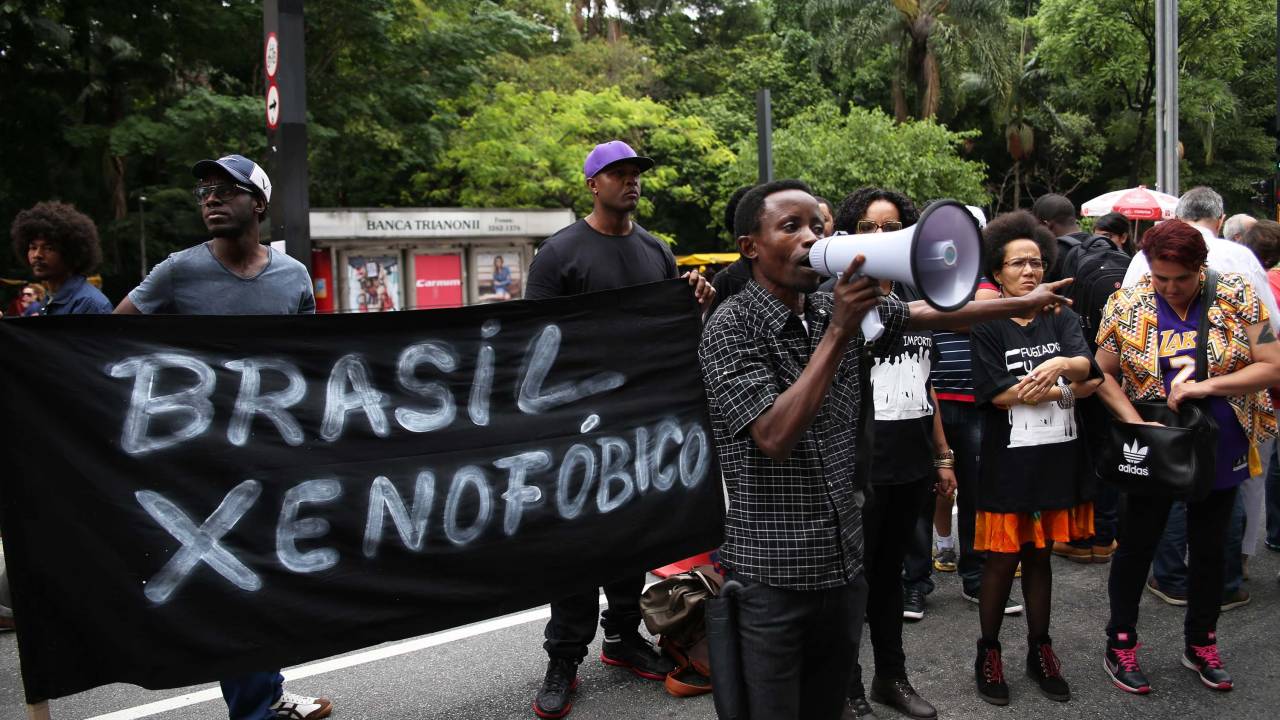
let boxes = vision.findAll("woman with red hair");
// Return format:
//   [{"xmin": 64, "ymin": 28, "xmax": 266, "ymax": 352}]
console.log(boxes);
[{"xmin": 1094, "ymin": 219, "xmax": 1280, "ymax": 695}]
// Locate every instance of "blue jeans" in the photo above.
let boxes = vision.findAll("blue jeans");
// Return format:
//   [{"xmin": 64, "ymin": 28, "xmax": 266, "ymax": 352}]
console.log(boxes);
[
  {"xmin": 1152, "ymin": 496, "xmax": 1244, "ymax": 597},
  {"xmin": 221, "ymin": 672, "xmax": 284, "ymax": 720}
]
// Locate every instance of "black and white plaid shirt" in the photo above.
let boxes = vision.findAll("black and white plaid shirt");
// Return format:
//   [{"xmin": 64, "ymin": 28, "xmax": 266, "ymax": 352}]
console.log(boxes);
[{"xmin": 700, "ymin": 280, "xmax": 910, "ymax": 590}]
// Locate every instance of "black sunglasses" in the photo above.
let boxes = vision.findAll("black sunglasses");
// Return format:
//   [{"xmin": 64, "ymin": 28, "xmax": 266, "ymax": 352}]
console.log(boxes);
[{"xmin": 193, "ymin": 183, "xmax": 257, "ymax": 203}]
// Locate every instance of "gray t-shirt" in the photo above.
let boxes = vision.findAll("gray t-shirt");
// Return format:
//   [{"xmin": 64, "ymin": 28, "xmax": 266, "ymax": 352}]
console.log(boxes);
[{"xmin": 129, "ymin": 242, "xmax": 315, "ymax": 315}]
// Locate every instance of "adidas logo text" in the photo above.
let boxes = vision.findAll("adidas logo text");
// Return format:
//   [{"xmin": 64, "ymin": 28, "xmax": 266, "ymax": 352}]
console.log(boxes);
[{"xmin": 1117, "ymin": 463, "xmax": 1150, "ymax": 476}]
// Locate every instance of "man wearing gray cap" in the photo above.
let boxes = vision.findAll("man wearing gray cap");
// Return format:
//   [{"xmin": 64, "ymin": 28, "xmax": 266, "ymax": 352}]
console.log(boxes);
[
  {"xmin": 115, "ymin": 155, "xmax": 326, "ymax": 720},
  {"xmin": 115, "ymin": 154, "xmax": 313, "ymax": 316},
  {"xmin": 525, "ymin": 140, "xmax": 714, "ymax": 718}
]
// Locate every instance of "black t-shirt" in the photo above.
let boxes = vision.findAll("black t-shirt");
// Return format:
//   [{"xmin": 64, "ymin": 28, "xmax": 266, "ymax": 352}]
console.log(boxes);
[
  {"xmin": 970, "ymin": 308, "xmax": 1096, "ymax": 513},
  {"xmin": 869, "ymin": 284, "xmax": 938, "ymax": 485},
  {"xmin": 709, "ymin": 258, "xmax": 752, "ymax": 317},
  {"xmin": 525, "ymin": 219, "xmax": 677, "ymax": 300}
]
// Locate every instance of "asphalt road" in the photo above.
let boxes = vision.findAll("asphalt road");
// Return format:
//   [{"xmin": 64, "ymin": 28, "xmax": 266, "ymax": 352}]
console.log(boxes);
[{"xmin": 2, "ymin": 551, "xmax": 1278, "ymax": 720}]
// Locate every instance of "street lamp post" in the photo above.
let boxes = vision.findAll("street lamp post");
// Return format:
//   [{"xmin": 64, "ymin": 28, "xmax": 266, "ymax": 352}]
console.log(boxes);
[{"xmin": 139, "ymin": 195, "xmax": 148, "ymax": 281}]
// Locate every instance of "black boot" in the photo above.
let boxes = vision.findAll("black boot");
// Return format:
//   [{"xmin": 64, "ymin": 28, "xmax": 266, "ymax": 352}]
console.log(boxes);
[
  {"xmin": 975, "ymin": 638, "xmax": 1009, "ymax": 706},
  {"xmin": 1026, "ymin": 635, "xmax": 1070, "ymax": 701}
]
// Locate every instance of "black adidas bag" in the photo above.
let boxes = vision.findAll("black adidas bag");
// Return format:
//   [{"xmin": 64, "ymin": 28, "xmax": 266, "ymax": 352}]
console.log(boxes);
[
  {"xmin": 1061, "ymin": 235, "xmax": 1131, "ymax": 352},
  {"xmin": 1099, "ymin": 272, "xmax": 1220, "ymax": 501}
]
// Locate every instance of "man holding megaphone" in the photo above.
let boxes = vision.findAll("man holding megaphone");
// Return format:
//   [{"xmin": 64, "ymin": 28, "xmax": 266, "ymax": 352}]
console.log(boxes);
[{"xmin": 699, "ymin": 180, "xmax": 1073, "ymax": 720}]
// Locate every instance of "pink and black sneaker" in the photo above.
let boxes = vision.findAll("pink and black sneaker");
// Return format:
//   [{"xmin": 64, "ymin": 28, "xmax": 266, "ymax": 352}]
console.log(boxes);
[
  {"xmin": 1103, "ymin": 633, "xmax": 1151, "ymax": 694},
  {"xmin": 1183, "ymin": 633, "xmax": 1233, "ymax": 691}
]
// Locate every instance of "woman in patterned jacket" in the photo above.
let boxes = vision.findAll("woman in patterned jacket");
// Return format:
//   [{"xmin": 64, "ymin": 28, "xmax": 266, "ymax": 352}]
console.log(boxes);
[{"xmin": 1093, "ymin": 219, "xmax": 1280, "ymax": 695}]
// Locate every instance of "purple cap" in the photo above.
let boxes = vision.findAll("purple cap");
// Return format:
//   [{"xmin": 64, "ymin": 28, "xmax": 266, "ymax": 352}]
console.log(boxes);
[{"xmin": 583, "ymin": 140, "xmax": 654, "ymax": 180}]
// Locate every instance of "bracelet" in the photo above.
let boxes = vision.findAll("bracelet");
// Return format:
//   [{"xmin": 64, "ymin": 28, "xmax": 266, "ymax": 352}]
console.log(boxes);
[
  {"xmin": 934, "ymin": 449, "xmax": 955, "ymax": 468},
  {"xmin": 1056, "ymin": 382, "xmax": 1075, "ymax": 409}
]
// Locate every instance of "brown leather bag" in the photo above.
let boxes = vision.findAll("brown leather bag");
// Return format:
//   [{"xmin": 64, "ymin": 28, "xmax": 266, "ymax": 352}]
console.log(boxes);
[
  {"xmin": 640, "ymin": 566, "xmax": 723, "ymax": 648},
  {"xmin": 640, "ymin": 565, "xmax": 723, "ymax": 697}
]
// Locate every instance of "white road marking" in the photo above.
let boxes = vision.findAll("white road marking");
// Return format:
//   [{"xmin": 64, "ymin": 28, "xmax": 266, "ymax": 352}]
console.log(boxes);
[{"xmin": 82, "ymin": 599, "xmax": 598, "ymax": 720}]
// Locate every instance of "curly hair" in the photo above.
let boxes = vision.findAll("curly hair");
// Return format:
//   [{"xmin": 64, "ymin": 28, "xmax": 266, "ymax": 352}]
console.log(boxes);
[
  {"xmin": 833, "ymin": 188, "xmax": 919, "ymax": 234},
  {"xmin": 10, "ymin": 201, "xmax": 103, "ymax": 275},
  {"xmin": 983, "ymin": 210, "xmax": 1057, "ymax": 281}
]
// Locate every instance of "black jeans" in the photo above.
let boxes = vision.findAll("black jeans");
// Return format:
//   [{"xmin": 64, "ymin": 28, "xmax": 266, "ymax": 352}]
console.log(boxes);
[
  {"xmin": 543, "ymin": 575, "xmax": 645, "ymax": 661},
  {"xmin": 939, "ymin": 400, "xmax": 985, "ymax": 595},
  {"xmin": 851, "ymin": 477, "xmax": 933, "ymax": 697},
  {"xmin": 729, "ymin": 573, "xmax": 866, "ymax": 720},
  {"xmin": 1107, "ymin": 487, "xmax": 1239, "ymax": 645}
]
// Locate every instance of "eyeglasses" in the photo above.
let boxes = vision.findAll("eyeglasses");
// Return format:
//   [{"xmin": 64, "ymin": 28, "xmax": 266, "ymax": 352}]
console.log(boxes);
[
  {"xmin": 1003, "ymin": 258, "xmax": 1046, "ymax": 271},
  {"xmin": 855, "ymin": 219, "xmax": 903, "ymax": 234},
  {"xmin": 21, "ymin": 291, "xmax": 37, "ymax": 298},
  {"xmin": 193, "ymin": 183, "xmax": 256, "ymax": 203}
]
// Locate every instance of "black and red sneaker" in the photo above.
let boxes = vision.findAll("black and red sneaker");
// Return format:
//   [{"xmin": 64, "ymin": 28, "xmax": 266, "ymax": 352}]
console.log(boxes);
[
  {"xmin": 975, "ymin": 639, "xmax": 1009, "ymax": 706},
  {"xmin": 1104, "ymin": 633, "xmax": 1151, "ymax": 695},
  {"xmin": 533, "ymin": 657, "xmax": 581, "ymax": 719},
  {"xmin": 600, "ymin": 634, "xmax": 673, "ymax": 681},
  {"xmin": 1026, "ymin": 635, "xmax": 1070, "ymax": 702},
  {"xmin": 1183, "ymin": 634, "xmax": 1233, "ymax": 691}
]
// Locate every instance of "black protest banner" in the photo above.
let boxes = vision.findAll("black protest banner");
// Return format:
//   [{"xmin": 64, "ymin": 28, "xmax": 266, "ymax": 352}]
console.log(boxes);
[{"xmin": 0, "ymin": 279, "xmax": 722, "ymax": 702}]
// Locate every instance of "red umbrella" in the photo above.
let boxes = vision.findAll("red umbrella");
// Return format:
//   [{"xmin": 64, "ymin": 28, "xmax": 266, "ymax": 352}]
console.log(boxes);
[{"xmin": 1081, "ymin": 186, "xmax": 1178, "ymax": 220}]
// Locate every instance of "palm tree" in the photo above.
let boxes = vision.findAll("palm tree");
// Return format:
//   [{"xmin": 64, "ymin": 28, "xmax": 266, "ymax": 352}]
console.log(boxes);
[{"xmin": 807, "ymin": 0, "xmax": 1009, "ymax": 121}]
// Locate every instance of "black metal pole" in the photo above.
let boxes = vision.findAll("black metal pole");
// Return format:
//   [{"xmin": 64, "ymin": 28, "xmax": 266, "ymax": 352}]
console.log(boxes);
[
  {"xmin": 756, "ymin": 89, "xmax": 773, "ymax": 184},
  {"xmin": 265, "ymin": 0, "xmax": 312, "ymax": 273}
]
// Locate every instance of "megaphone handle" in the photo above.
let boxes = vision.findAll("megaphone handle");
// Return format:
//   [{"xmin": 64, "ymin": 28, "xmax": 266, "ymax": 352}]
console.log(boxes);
[{"xmin": 861, "ymin": 309, "xmax": 885, "ymax": 342}]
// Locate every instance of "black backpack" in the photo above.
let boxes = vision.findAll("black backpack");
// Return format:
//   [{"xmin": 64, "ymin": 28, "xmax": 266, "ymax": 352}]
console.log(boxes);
[{"xmin": 1059, "ymin": 234, "xmax": 1131, "ymax": 351}]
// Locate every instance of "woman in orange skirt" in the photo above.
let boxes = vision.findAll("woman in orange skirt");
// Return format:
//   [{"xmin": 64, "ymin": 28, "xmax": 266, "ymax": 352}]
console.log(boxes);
[{"xmin": 968, "ymin": 210, "xmax": 1103, "ymax": 706}]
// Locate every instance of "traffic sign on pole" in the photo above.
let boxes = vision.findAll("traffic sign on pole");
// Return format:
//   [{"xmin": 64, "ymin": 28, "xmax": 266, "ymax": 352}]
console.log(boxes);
[
  {"xmin": 265, "ymin": 83, "xmax": 280, "ymax": 129},
  {"xmin": 265, "ymin": 32, "xmax": 279, "ymax": 79}
]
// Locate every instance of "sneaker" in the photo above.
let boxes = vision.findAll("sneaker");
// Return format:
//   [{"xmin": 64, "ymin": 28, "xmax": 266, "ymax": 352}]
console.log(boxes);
[
  {"xmin": 1220, "ymin": 589, "xmax": 1251, "ymax": 611},
  {"xmin": 975, "ymin": 639, "xmax": 1009, "ymax": 706},
  {"xmin": 1052, "ymin": 541, "xmax": 1092, "ymax": 563},
  {"xmin": 600, "ymin": 634, "xmax": 672, "ymax": 680},
  {"xmin": 843, "ymin": 695, "xmax": 880, "ymax": 720},
  {"xmin": 902, "ymin": 588, "xmax": 926, "ymax": 621},
  {"xmin": 533, "ymin": 657, "xmax": 581, "ymax": 719},
  {"xmin": 933, "ymin": 548, "xmax": 958, "ymax": 572},
  {"xmin": 1104, "ymin": 633, "xmax": 1151, "ymax": 694},
  {"xmin": 1183, "ymin": 637, "xmax": 1233, "ymax": 691},
  {"xmin": 270, "ymin": 692, "xmax": 333, "ymax": 720},
  {"xmin": 1025, "ymin": 636, "xmax": 1070, "ymax": 702},
  {"xmin": 1092, "ymin": 540, "xmax": 1118, "ymax": 563},
  {"xmin": 961, "ymin": 588, "xmax": 1023, "ymax": 616},
  {"xmin": 1265, "ymin": 538, "xmax": 1280, "ymax": 552},
  {"xmin": 1145, "ymin": 577, "xmax": 1188, "ymax": 606}
]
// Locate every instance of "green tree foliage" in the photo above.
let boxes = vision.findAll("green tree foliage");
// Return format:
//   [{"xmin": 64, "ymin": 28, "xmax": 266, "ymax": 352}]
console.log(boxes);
[
  {"xmin": 807, "ymin": 0, "xmax": 1010, "ymax": 121},
  {"xmin": 727, "ymin": 104, "xmax": 989, "ymax": 246},
  {"xmin": 424, "ymin": 84, "xmax": 736, "ymax": 247},
  {"xmin": 1035, "ymin": 0, "xmax": 1274, "ymax": 210}
]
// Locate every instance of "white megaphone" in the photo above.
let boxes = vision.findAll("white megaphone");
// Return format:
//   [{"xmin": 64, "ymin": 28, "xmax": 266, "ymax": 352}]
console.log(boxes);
[{"xmin": 807, "ymin": 199, "xmax": 982, "ymax": 341}]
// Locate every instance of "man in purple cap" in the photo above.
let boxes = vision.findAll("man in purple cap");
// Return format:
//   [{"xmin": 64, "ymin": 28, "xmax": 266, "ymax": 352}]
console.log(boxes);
[
  {"xmin": 115, "ymin": 155, "xmax": 326, "ymax": 720},
  {"xmin": 525, "ymin": 140, "xmax": 714, "ymax": 718}
]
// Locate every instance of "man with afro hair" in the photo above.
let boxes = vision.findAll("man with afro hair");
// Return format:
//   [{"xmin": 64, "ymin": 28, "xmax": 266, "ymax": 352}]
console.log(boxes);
[{"xmin": 10, "ymin": 201, "xmax": 112, "ymax": 315}]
